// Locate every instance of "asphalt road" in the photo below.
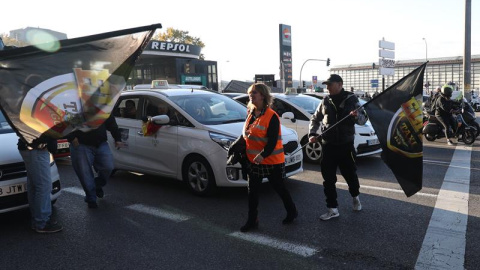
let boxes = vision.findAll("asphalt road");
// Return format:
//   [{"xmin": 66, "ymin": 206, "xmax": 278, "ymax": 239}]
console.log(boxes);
[{"xmin": 1, "ymin": 138, "xmax": 479, "ymax": 270}]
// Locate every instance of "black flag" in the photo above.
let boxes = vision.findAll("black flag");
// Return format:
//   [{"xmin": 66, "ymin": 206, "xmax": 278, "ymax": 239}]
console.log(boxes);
[
  {"xmin": 363, "ymin": 63, "xmax": 427, "ymax": 197},
  {"xmin": 0, "ymin": 24, "xmax": 161, "ymax": 145}
]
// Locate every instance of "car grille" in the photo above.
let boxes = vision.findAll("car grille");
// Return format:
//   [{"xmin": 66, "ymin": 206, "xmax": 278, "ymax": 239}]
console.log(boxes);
[
  {"xmin": 356, "ymin": 143, "xmax": 381, "ymax": 155},
  {"xmin": 286, "ymin": 161, "xmax": 302, "ymax": 174},
  {"xmin": 0, "ymin": 162, "xmax": 27, "ymax": 182},
  {"xmin": 283, "ymin": 141, "xmax": 299, "ymax": 155}
]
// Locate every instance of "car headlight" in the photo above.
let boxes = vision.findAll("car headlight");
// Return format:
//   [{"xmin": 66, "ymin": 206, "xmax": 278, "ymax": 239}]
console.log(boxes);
[{"xmin": 209, "ymin": 132, "xmax": 236, "ymax": 151}]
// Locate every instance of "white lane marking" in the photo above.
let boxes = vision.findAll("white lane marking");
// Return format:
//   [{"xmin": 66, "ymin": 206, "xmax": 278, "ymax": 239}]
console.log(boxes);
[
  {"xmin": 126, "ymin": 204, "xmax": 191, "ymax": 222},
  {"xmin": 415, "ymin": 145, "xmax": 471, "ymax": 269},
  {"xmin": 337, "ymin": 182, "xmax": 437, "ymax": 198},
  {"xmin": 62, "ymin": 186, "xmax": 85, "ymax": 196},
  {"xmin": 229, "ymin": 232, "xmax": 317, "ymax": 258}
]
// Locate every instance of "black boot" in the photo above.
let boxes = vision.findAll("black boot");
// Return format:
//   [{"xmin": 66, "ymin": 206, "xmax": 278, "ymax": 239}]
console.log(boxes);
[
  {"xmin": 282, "ymin": 207, "xmax": 298, "ymax": 225},
  {"xmin": 240, "ymin": 218, "xmax": 259, "ymax": 232}
]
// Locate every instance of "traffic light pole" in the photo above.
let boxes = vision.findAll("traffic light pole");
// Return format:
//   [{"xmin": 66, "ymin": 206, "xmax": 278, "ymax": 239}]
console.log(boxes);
[{"xmin": 299, "ymin": 58, "xmax": 329, "ymax": 90}]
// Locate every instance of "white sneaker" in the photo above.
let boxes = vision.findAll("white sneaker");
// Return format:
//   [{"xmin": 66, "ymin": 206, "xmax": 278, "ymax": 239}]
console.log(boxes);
[
  {"xmin": 447, "ymin": 139, "xmax": 454, "ymax": 146},
  {"xmin": 320, "ymin": 208, "xmax": 339, "ymax": 221},
  {"xmin": 353, "ymin": 196, "xmax": 362, "ymax": 211}
]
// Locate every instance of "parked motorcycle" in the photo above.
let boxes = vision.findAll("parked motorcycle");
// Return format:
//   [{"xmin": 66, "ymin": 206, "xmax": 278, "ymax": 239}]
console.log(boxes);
[{"xmin": 422, "ymin": 109, "xmax": 476, "ymax": 145}]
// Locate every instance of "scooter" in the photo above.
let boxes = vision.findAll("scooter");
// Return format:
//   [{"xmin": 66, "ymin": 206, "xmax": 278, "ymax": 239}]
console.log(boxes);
[
  {"xmin": 422, "ymin": 110, "xmax": 476, "ymax": 145},
  {"xmin": 459, "ymin": 98, "xmax": 480, "ymax": 137}
]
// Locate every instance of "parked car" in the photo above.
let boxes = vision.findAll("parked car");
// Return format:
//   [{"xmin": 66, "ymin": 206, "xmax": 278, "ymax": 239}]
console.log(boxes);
[
  {"xmin": 0, "ymin": 111, "xmax": 61, "ymax": 214},
  {"xmin": 234, "ymin": 92, "xmax": 381, "ymax": 163},
  {"xmin": 108, "ymin": 88, "xmax": 303, "ymax": 196}
]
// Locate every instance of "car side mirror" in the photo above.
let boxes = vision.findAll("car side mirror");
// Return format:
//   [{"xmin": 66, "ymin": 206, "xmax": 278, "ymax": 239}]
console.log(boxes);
[
  {"xmin": 151, "ymin": 115, "xmax": 170, "ymax": 125},
  {"xmin": 282, "ymin": 112, "xmax": 296, "ymax": 123}
]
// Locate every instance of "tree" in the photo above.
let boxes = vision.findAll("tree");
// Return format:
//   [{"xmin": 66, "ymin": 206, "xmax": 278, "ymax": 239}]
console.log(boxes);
[{"xmin": 153, "ymin": 28, "xmax": 205, "ymax": 60}]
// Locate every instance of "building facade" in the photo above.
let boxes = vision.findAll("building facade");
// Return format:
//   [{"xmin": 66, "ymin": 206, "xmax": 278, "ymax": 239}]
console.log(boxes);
[
  {"xmin": 129, "ymin": 40, "xmax": 218, "ymax": 90},
  {"xmin": 330, "ymin": 55, "xmax": 480, "ymax": 95}
]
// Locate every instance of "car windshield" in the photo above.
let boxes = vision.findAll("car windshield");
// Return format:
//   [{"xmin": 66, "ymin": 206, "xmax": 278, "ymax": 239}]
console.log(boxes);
[
  {"xmin": 0, "ymin": 110, "xmax": 14, "ymax": 134},
  {"xmin": 283, "ymin": 95, "xmax": 321, "ymax": 114},
  {"xmin": 169, "ymin": 93, "xmax": 247, "ymax": 125}
]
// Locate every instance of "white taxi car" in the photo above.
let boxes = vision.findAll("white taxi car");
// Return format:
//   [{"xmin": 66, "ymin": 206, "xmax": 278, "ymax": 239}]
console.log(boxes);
[
  {"xmin": 234, "ymin": 93, "xmax": 381, "ymax": 163},
  {"xmin": 108, "ymin": 88, "xmax": 303, "ymax": 196},
  {"xmin": 0, "ymin": 111, "xmax": 61, "ymax": 214}
]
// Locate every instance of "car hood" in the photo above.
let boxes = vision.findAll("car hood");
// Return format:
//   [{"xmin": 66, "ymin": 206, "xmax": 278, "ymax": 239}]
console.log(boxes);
[
  {"xmin": 355, "ymin": 120, "xmax": 376, "ymax": 133},
  {"xmin": 0, "ymin": 132, "xmax": 23, "ymax": 164},
  {"xmin": 205, "ymin": 122, "xmax": 296, "ymax": 138}
]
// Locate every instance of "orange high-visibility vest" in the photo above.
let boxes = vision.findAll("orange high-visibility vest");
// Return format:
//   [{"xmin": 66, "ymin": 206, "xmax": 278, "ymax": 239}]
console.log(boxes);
[{"xmin": 244, "ymin": 107, "xmax": 284, "ymax": 164}]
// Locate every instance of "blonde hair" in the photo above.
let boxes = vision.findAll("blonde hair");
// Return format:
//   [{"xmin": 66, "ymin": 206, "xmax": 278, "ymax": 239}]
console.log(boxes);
[{"xmin": 246, "ymin": 83, "xmax": 273, "ymax": 111}]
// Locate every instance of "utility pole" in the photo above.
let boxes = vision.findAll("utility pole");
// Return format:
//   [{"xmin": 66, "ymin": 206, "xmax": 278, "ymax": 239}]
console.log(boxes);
[{"xmin": 463, "ymin": 0, "xmax": 472, "ymax": 101}]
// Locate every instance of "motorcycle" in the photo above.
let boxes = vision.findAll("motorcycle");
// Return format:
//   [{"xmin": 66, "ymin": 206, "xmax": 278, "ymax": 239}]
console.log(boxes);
[
  {"xmin": 422, "ymin": 108, "xmax": 477, "ymax": 145},
  {"xmin": 459, "ymin": 98, "xmax": 480, "ymax": 138}
]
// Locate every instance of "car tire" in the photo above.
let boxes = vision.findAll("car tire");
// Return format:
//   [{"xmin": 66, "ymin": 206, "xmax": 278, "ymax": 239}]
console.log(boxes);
[
  {"xmin": 182, "ymin": 155, "xmax": 216, "ymax": 196},
  {"xmin": 301, "ymin": 137, "xmax": 322, "ymax": 164}
]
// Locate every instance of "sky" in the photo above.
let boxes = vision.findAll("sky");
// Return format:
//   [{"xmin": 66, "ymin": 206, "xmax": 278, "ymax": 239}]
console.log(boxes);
[{"xmin": 2, "ymin": 0, "xmax": 479, "ymax": 83}]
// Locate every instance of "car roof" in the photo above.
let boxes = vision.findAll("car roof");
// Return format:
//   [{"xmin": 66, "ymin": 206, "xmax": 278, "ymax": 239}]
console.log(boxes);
[{"xmin": 124, "ymin": 88, "xmax": 219, "ymax": 97}]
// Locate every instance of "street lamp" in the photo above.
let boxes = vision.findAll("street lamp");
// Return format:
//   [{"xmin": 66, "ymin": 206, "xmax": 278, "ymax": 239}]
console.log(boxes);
[
  {"xmin": 422, "ymin": 38, "xmax": 428, "ymax": 61},
  {"xmin": 422, "ymin": 38, "xmax": 429, "ymax": 92},
  {"xmin": 299, "ymin": 58, "xmax": 328, "ymax": 90}
]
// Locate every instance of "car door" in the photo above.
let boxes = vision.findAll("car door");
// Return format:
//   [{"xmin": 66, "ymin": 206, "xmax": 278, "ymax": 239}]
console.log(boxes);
[
  {"xmin": 111, "ymin": 96, "xmax": 141, "ymax": 169},
  {"xmin": 133, "ymin": 95, "xmax": 179, "ymax": 177},
  {"xmin": 272, "ymin": 98, "xmax": 299, "ymax": 132}
]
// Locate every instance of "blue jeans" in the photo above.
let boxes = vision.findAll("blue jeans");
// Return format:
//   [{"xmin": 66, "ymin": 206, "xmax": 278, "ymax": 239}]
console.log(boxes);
[
  {"xmin": 19, "ymin": 148, "xmax": 52, "ymax": 229},
  {"xmin": 70, "ymin": 142, "xmax": 114, "ymax": 203}
]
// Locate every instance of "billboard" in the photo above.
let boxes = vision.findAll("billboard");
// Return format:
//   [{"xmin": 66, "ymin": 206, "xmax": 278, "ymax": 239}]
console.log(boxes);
[{"xmin": 279, "ymin": 24, "xmax": 293, "ymax": 89}]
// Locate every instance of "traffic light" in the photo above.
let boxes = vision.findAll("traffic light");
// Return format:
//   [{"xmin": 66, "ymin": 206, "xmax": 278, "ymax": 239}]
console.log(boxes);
[
  {"xmin": 326, "ymin": 58, "xmax": 330, "ymax": 66},
  {"xmin": 302, "ymin": 81, "xmax": 306, "ymax": 88},
  {"xmin": 372, "ymin": 63, "xmax": 376, "ymax": 69}
]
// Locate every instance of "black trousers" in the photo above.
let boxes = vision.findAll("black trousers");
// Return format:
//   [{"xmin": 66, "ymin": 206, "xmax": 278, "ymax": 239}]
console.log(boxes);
[
  {"xmin": 320, "ymin": 142, "xmax": 360, "ymax": 208},
  {"xmin": 436, "ymin": 114, "xmax": 456, "ymax": 139},
  {"xmin": 246, "ymin": 164, "xmax": 296, "ymax": 220}
]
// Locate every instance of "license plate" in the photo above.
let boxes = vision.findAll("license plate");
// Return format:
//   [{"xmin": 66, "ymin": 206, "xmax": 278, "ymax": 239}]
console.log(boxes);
[
  {"xmin": 367, "ymin": 139, "xmax": 380, "ymax": 146},
  {"xmin": 0, "ymin": 183, "xmax": 27, "ymax": 197},
  {"xmin": 57, "ymin": 142, "xmax": 70, "ymax": 149}
]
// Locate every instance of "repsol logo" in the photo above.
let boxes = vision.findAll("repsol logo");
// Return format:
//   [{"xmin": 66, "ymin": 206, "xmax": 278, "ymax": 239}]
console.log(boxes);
[{"xmin": 150, "ymin": 42, "xmax": 191, "ymax": 52}]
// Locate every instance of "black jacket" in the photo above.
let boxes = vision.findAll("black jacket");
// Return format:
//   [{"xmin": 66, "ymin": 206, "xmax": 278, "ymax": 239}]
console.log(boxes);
[
  {"xmin": 309, "ymin": 89, "xmax": 366, "ymax": 145},
  {"xmin": 66, "ymin": 115, "xmax": 122, "ymax": 147}
]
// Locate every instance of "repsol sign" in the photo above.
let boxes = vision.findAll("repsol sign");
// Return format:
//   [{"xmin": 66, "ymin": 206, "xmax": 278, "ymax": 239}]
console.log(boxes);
[{"xmin": 146, "ymin": 41, "xmax": 201, "ymax": 57}]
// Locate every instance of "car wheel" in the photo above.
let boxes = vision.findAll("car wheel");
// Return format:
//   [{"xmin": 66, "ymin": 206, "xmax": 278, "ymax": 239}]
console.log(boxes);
[
  {"xmin": 182, "ymin": 156, "xmax": 216, "ymax": 196},
  {"xmin": 301, "ymin": 137, "xmax": 322, "ymax": 163}
]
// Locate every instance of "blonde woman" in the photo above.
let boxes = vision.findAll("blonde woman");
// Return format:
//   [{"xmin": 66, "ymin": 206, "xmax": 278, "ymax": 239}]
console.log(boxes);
[{"xmin": 240, "ymin": 83, "xmax": 297, "ymax": 232}]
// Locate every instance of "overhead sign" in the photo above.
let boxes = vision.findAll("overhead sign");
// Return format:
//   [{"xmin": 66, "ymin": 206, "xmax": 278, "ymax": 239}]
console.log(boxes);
[
  {"xmin": 379, "ymin": 40, "xmax": 395, "ymax": 50},
  {"xmin": 378, "ymin": 39, "xmax": 395, "ymax": 76},
  {"xmin": 379, "ymin": 49, "xmax": 395, "ymax": 59},
  {"xmin": 379, "ymin": 67, "xmax": 395, "ymax": 76},
  {"xmin": 380, "ymin": 58, "xmax": 395, "ymax": 68}
]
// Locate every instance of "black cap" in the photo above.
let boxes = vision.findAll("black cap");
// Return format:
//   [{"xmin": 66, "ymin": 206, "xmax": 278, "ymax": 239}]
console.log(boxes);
[{"xmin": 322, "ymin": 74, "xmax": 343, "ymax": 85}]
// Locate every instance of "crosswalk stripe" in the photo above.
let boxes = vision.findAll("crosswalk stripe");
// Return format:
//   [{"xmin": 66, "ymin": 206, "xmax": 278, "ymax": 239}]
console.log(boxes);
[
  {"xmin": 126, "ymin": 204, "xmax": 192, "ymax": 222},
  {"xmin": 415, "ymin": 145, "xmax": 471, "ymax": 269},
  {"xmin": 229, "ymin": 232, "xmax": 317, "ymax": 257}
]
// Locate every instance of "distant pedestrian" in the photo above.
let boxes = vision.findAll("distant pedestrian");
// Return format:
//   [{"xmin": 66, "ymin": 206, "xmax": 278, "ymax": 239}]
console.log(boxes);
[
  {"xmin": 68, "ymin": 114, "xmax": 123, "ymax": 208},
  {"xmin": 309, "ymin": 74, "xmax": 366, "ymax": 221},
  {"xmin": 240, "ymin": 83, "xmax": 297, "ymax": 232}
]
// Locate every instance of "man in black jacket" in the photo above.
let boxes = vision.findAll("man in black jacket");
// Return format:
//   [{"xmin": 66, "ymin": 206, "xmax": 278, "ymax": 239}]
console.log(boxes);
[
  {"xmin": 308, "ymin": 74, "xmax": 366, "ymax": 221},
  {"xmin": 68, "ymin": 115, "xmax": 123, "ymax": 208}
]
